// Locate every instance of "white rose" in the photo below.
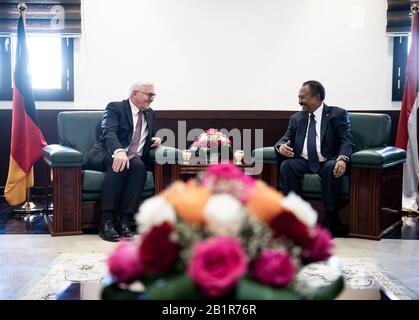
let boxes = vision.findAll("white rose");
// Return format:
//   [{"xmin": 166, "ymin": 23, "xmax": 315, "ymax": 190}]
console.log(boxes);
[
  {"xmin": 199, "ymin": 134, "xmax": 208, "ymax": 142},
  {"xmin": 203, "ymin": 194, "xmax": 245, "ymax": 236},
  {"xmin": 135, "ymin": 196, "xmax": 176, "ymax": 234},
  {"xmin": 281, "ymin": 192, "xmax": 317, "ymax": 228}
]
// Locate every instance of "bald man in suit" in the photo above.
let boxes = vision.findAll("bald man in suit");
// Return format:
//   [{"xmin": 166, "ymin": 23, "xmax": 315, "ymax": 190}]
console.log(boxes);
[{"xmin": 275, "ymin": 80, "xmax": 353, "ymax": 234}]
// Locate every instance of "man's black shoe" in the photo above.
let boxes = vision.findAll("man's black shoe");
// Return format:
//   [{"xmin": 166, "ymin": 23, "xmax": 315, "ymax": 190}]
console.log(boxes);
[
  {"xmin": 119, "ymin": 221, "xmax": 135, "ymax": 238},
  {"xmin": 99, "ymin": 221, "xmax": 120, "ymax": 242}
]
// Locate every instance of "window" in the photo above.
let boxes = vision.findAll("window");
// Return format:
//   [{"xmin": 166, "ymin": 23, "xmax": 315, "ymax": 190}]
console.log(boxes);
[
  {"xmin": 392, "ymin": 36, "xmax": 408, "ymax": 101},
  {"xmin": 0, "ymin": 36, "xmax": 74, "ymax": 101}
]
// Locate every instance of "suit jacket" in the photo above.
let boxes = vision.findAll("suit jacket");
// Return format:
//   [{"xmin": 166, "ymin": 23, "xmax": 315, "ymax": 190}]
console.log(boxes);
[
  {"xmin": 274, "ymin": 104, "xmax": 353, "ymax": 160},
  {"xmin": 86, "ymin": 99, "xmax": 156, "ymax": 171}
]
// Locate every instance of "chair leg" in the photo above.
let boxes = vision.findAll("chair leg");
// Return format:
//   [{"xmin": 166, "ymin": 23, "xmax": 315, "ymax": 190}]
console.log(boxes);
[
  {"xmin": 349, "ymin": 165, "xmax": 402, "ymax": 240},
  {"xmin": 46, "ymin": 167, "xmax": 82, "ymax": 236}
]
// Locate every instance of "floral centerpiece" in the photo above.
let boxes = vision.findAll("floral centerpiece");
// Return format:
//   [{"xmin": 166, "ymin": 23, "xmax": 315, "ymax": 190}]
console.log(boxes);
[
  {"xmin": 190, "ymin": 128, "xmax": 232, "ymax": 163},
  {"xmin": 102, "ymin": 164, "xmax": 344, "ymax": 300}
]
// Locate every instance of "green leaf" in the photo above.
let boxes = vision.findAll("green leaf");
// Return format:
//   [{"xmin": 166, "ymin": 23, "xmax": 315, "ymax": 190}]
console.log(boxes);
[
  {"xmin": 143, "ymin": 274, "xmax": 200, "ymax": 300},
  {"xmin": 102, "ymin": 275, "xmax": 345, "ymax": 300},
  {"xmin": 236, "ymin": 276, "xmax": 344, "ymax": 300},
  {"xmin": 237, "ymin": 278, "xmax": 304, "ymax": 300}
]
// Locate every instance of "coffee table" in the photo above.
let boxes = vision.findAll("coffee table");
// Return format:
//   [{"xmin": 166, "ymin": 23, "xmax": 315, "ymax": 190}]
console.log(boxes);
[{"xmin": 154, "ymin": 162, "xmax": 267, "ymax": 193}]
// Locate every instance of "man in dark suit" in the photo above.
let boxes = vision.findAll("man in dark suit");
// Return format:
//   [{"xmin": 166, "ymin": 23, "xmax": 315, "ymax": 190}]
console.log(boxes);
[
  {"xmin": 86, "ymin": 81, "xmax": 161, "ymax": 241},
  {"xmin": 275, "ymin": 80, "xmax": 353, "ymax": 234}
]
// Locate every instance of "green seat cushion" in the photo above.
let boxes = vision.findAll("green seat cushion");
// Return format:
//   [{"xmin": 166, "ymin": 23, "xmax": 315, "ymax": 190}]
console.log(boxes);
[
  {"xmin": 82, "ymin": 170, "xmax": 155, "ymax": 193},
  {"xmin": 82, "ymin": 192, "xmax": 102, "ymax": 201}
]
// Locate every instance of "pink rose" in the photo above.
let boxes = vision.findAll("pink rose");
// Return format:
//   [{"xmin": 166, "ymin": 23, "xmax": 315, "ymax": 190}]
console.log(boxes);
[
  {"xmin": 207, "ymin": 128, "xmax": 218, "ymax": 135},
  {"xmin": 201, "ymin": 164, "xmax": 256, "ymax": 202},
  {"xmin": 204, "ymin": 163, "xmax": 244, "ymax": 180},
  {"xmin": 270, "ymin": 211, "xmax": 312, "ymax": 248},
  {"xmin": 188, "ymin": 236, "xmax": 247, "ymax": 297},
  {"xmin": 252, "ymin": 249, "xmax": 296, "ymax": 286},
  {"xmin": 107, "ymin": 240, "xmax": 142, "ymax": 283},
  {"xmin": 303, "ymin": 226, "xmax": 334, "ymax": 264}
]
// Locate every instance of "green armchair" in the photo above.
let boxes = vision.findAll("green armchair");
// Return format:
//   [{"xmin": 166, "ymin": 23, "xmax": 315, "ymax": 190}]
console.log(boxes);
[
  {"xmin": 253, "ymin": 113, "xmax": 406, "ymax": 240},
  {"xmin": 43, "ymin": 111, "xmax": 180, "ymax": 236}
]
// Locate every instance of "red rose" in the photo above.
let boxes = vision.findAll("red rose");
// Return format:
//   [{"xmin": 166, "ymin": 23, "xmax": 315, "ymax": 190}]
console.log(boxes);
[
  {"xmin": 270, "ymin": 211, "xmax": 312, "ymax": 248},
  {"xmin": 139, "ymin": 222, "xmax": 180, "ymax": 274}
]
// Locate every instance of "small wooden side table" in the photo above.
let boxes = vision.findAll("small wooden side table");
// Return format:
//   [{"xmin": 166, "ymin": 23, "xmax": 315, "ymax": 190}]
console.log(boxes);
[{"xmin": 155, "ymin": 162, "xmax": 270, "ymax": 194}]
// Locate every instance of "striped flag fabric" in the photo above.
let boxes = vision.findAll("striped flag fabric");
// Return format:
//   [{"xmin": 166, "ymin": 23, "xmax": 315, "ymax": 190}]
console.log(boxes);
[
  {"xmin": 395, "ymin": 8, "xmax": 419, "ymax": 211},
  {"xmin": 4, "ymin": 15, "xmax": 47, "ymax": 206}
]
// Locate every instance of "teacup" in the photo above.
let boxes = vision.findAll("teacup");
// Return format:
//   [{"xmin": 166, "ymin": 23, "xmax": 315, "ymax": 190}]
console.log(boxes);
[
  {"xmin": 233, "ymin": 150, "xmax": 244, "ymax": 164},
  {"xmin": 182, "ymin": 149, "xmax": 192, "ymax": 164}
]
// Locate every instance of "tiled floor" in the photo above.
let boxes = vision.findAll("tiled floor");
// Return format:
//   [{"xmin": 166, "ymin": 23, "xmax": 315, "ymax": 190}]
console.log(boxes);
[{"xmin": 0, "ymin": 234, "xmax": 117, "ymax": 300}]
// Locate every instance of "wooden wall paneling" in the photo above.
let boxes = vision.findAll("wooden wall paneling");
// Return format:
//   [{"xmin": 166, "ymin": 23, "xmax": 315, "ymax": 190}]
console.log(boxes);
[{"xmin": 0, "ymin": 109, "xmax": 401, "ymax": 198}]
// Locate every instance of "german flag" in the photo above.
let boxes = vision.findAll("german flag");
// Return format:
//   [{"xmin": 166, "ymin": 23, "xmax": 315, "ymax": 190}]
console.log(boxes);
[{"xmin": 5, "ymin": 16, "xmax": 47, "ymax": 206}]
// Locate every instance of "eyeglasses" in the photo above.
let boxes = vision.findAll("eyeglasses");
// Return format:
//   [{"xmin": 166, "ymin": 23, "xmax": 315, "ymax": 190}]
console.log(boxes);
[{"xmin": 137, "ymin": 91, "xmax": 156, "ymax": 99}]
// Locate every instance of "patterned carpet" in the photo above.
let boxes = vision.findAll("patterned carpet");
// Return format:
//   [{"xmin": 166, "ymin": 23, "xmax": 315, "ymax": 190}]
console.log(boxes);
[
  {"xmin": 14, "ymin": 253, "xmax": 418, "ymax": 300},
  {"xmin": 16, "ymin": 252, "xmax": 108, "ymax": 300}
]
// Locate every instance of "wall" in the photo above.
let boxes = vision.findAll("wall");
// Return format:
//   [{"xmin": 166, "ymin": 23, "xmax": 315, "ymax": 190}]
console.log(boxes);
[{"xmin": 0, "ymin": 0, "xmax": 399, "ymax": 111}]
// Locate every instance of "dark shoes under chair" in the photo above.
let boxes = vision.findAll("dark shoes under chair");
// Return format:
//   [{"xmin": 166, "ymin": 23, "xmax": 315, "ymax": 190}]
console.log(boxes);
[
  {"xmin": 99, "ymin": 221, "xmax": 120, "ymax": 242},
  {"xmin": 99, "ymin": 220, "xmax": 135, "ymax": 242},
  {"xmin": 119, "ymin": 220, "xmax": 135, "ymax": 238}
]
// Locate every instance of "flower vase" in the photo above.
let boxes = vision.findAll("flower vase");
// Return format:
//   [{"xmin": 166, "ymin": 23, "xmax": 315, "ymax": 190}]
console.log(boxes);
[
  {"xmin": 209, "ymin": 150, "xmax": 219, "ymax": 164},
  {"xmin": 197, "ymin": 147, "xmax": 220, "ymax": 164}
]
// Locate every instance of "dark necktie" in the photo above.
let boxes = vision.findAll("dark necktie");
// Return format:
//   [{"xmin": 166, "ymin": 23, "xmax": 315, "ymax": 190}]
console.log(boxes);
[
  {"xmin": 307, "ymin": 113, "xmax": 320, "ymax": 172},
  {"xmin": 127, "ymin": 111, "xmax": 143, "ymax": 159}
]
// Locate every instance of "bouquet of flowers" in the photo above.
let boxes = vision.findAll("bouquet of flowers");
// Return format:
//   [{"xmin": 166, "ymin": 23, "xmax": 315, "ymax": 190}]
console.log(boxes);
[
  {"xmin": 102, "ymin": 164, "xmax": 344, "ymax": 300},
  {"xmin": 189, "ymin": 129, "xmax": 232, "ymax": 163},
  {"xmin": 191, "ymin": 128, "xmax": 231, "ymax": 149}
]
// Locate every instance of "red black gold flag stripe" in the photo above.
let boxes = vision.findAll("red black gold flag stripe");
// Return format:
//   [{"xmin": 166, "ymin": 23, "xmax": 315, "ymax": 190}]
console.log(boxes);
[{"xmin": 5, "ymin": 16, "xmax": 46, "ymax": 205}]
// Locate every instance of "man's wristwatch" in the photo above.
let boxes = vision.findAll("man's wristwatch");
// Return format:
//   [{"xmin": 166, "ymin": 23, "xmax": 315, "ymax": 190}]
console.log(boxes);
[{"xmin": 336, "ymin": 155, "xmax": 349, "ymax": 163}]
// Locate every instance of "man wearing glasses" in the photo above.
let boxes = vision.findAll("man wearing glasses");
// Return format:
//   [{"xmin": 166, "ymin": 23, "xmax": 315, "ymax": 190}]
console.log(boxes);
[{"xmin": 86, "ymin": 81, "xmax": 161, "ymax": 241}]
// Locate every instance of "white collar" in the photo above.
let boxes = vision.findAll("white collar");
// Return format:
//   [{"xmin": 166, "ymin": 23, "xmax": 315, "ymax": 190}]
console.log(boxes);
[
  {"xmin": 312, "ymin": 103, "xmax": 324, "ymax": 120},
  {"xmin": 129, "ymin": 99, "xmax": 141, "ymax": 116}
]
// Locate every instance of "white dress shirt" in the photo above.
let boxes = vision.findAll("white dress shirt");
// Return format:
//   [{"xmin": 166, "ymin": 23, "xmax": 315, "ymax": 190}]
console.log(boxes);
[
  {"xmin": 113, "ymin": 100, "xmax": 149, "ymax": 158},
  {"xmin": 129, "ymin": 100, "xmax": 149, "ymax": 156},
  {"xmin": 300, "ymin": 103, "xmax": 327, "ymax": 162}
]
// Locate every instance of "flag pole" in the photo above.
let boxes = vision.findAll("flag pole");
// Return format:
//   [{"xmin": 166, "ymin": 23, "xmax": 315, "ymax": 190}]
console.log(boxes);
[
  {"xmin": 11, "ymin": 2, "xmax": 44, "ymax": 220},
  {"xmin": 413, "ymin": 3, "xmax": 419, "ymax": 216}
]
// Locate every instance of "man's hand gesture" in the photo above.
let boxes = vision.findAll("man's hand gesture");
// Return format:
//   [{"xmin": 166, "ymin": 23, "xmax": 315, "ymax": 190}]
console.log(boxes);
[{"xmin": 279, "ymin": 140, "xmax": 294, "ymax": 158}]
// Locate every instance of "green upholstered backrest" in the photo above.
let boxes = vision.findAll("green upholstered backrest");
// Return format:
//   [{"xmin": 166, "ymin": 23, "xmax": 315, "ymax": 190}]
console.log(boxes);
[
  {"xmin": 348, "ymin": 113, "xmax": 391, "ymax": 152},
  {"xmin": 57, "ymin": 111, "xmax": 103, "ymax": 166}
]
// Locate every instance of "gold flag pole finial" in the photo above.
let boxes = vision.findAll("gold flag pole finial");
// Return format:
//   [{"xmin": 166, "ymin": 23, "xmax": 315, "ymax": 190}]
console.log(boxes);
[
  {"xmin": 18, "ymin": 3, "xmax": 27, "ymax": 28},
  {"xmin": 18, "ymin": 2, "xmax": 27, "ymax": 15}
]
